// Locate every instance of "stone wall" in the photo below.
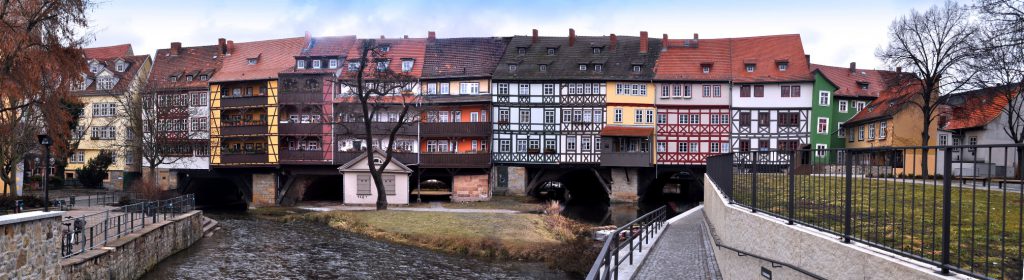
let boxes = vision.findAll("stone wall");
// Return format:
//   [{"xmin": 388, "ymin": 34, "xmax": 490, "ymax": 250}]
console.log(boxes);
[
  {"xmin": 60, "ymin": 210, "xmax": 203, "ymax": 280},
  {"xmin": 504, "ymin": 166, "xmax": 526, "ymax": 196},
  {"xmin": 452, "ymin": 174, "xmax": 490, "ymax": 202},
  {"xmin": 251, "ymin": 173, "xmax": 277, "ymax": 207},
  {"xmin": 0, "ymin": 211, "xmax": 62, "ymax": 280},
  {"xmin": 703, "ymin": 176, "xmax": 955, "ymax": 280},
  {"xmin": 610, "ymin": 168, "xmax": 638, "ymax": 202}
]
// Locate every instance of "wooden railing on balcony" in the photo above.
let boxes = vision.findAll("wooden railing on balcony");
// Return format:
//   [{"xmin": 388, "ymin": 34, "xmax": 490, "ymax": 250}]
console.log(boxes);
[
  {"xmin": 334, "ymin": 122, "xmax": 417, "ymax": 136},
  {"xmin": 420, "ymin": 153, "xmax": 490, "ymax": 168},
  {"xmin": 279, "ymin": 123, "xmax": 325, "ymax": 135},
  {"xmin": 279, "ymin": 93, "xmax": 323, "ymax": 104},
  {"xmin": 220, "ymin": 153, "xmax": 269, "ymax": 164},
  {"xmin": 220, "ymin": 125, "xmax": 268, "ymax": 136},
  {"xmin": 280, "ymin": 150, "xmax": 329, "ymax": 162},
  {"xmin": 600, "ymin": 151, "xmax": 652, "ymax": 167},
  {"xmin": 420, "ymin": 122, "xmax": 490, "ymax": 138},
  {"xmin": 334, "ymin": 151, "xmax": 418, "ymax": 165},
  {"xmin": 220, "ymin": 96, "xmax": 268, "ymax": 108}
]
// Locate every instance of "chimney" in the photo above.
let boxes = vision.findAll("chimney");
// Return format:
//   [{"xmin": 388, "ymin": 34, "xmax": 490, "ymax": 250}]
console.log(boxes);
[
  {"xmin": 532, "ymin": 29, "xmax": 538, "ymax": 44},
  {"xmin": 693, "ymin": 33, "xmax": 699, "ymax": 40},
  {"xmin": 170, "ymin": 42, "xmax": 181, "ymax": 56},
  {"xmin": 380, "ymin": 35, "xmax": 385, "ymax": 39},
  {"xmin": 804, "ymin": 54, "xmax": 810, "ymax": 65},
  {"xmin": 662, "ymin": 34, "xmax": 668, "ymax": 51},
  {"xmin": 218, "ymin": 38, "xmax": 226, "ymax": 55},
  {"xmin": 226, "ymin": 40, "xmax": 234, "ymax": 55},
  {"xmin": 610, "ymin": 33, "xmax": 617, "ymax": 50},
  {"xmin": 403, "ymin": 35, "xmax": 409, "ymax": 39},
  {"xmin": 849, "ymin": 62, "xmax": 857, "ymax": 73},
  {"xmin": 569, "ymin": 28, "xmax": 576, "ymax": 47},
  {"xmin": 896, "ymin": 67, "xmax": 903, "ymax": 73},
  {"xmin": 304, "ymin": 31, "xmax": 311, "ymax": 43},
  {"xmin": 639, "ymin": 31, "xmax": 649, "ymax": 53},
  {"xmin": 428, "ymin": 31, "xmax": 436, "ymax": 43}
]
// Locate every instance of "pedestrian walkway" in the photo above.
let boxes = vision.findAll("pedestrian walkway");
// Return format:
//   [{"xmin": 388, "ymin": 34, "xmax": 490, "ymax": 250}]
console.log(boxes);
[
  {"xmin": 297, "ymin": 204, "xmax": 521, "ymax": 214},
  {"xmin": 633, "ymin": 208, "xmax": 722, "ymax": 280}
]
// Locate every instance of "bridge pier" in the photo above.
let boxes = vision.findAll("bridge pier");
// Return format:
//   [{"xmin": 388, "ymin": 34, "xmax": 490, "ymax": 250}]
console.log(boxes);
[{"xmin": 609, "ymin": 168, "xmax": 639, "ymax": 203}]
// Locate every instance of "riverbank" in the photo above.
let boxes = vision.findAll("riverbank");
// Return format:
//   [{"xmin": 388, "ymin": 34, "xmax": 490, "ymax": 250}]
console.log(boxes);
[{"xmin": 251, "ymin": 205, "xmax": 599, "ymax": 276}]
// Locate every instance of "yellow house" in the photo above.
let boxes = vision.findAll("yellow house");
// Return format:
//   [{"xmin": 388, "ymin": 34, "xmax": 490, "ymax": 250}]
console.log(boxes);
[
  {"xmin": 843, "ymin": 86, "xmax": 940, "ymax": 176},
  {"xmin": 66, "ymin": 45, "xmax": 152, "ymax": 190},
  {"xmin": 602, "ymin": 82, "xmax": 657, "ymax": 166}
]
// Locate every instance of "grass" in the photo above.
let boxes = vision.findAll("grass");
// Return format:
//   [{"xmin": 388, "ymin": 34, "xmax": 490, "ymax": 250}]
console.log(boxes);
[
  {"xmin": 727, "ymin": 173, "xmax": 1024, "ymax": 279},
  {"xmin": 407, "ymin": 195, "xmax": 545, "ymax": 212},
  {"xmin": 251, "ymin": 206, "xmax": 598, "ymax": 276}
]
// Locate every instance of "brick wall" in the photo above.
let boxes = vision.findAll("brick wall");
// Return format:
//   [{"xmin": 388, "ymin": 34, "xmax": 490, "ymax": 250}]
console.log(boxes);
[
  {"xmin": 452, "ymin": 174, "xmax": 490, "ymax": 202},
  {"xmin": 251, "ymin": 173, "xmax": 277, "ymax": 207}
]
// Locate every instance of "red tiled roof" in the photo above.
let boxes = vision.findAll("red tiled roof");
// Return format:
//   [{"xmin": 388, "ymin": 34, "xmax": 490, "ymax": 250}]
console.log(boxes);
[
  {"xmin": 150, "ymin": 44, "xmax": 223, "ymax": 89},
  {"xmin": 422, "ymin": 37, "xmax": 510, "ymax": 79},
  {"xmin": 600, "ymin": 126, "xmax": 654, "ymax": 137},
  {"xmin": 811, "ymin": 64, "xmax": 894, "ymax": 98},
  {"xmin": 210, "ymin": 37, "xmax": 306, "ymax": 83},
  {"xmin": 943, "ymin": 86, "xmax": 1020, "ymax": 130},
  {"xmin": 845, "ymin": 80, "xmax": 923, "ymax": 125},
  {"xmin": 78, "ymin": 55, "xmax": 150, "ymax": 94},
  {"xmin": 303, "ymin": 35, "xmax": 356, "ymax": 56},
  {"xmin": 654, "ymin": 38, "xmax": 731, "ymax": 81},
  {"xmin": 83, "ymin": 44, "xmax": 133, "ymax": 59},
  {"xmin": 730, "ymin": 34, "xmax": 813, "ymax": 83},
  {"xmin": 342, "ymin": 38, "xmax": 427, "ymax": 78}
]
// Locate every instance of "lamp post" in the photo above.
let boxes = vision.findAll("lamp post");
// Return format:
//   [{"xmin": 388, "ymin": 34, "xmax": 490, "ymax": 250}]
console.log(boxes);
[{"xmin": 38, "ymin": 126, "xmax": 52, "ymax": 212}]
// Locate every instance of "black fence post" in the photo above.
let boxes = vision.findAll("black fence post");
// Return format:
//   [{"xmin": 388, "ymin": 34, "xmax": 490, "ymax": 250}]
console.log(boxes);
[
  {"xmin": 940, "ymin": 147, "xmax": 952, "ymax": 274},
  {"xmin": 751, "ymin": 151, "xmax": 759, "ymax": 213},
  {"xmin": 844, "ymin": 149, "xmax": 853, "ymax": 243},
  {"xmin": 788, "ymin": 150, "xmax": 796, "ymax": 225}
]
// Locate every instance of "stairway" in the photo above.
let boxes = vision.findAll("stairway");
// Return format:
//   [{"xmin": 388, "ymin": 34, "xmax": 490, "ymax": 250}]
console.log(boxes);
[{"xmin": 201, "ymin": 216, "xmax": 220, "ymax": 237}]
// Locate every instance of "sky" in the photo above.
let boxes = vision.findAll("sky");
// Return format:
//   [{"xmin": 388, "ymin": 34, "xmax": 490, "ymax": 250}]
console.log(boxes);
[{"xmin": 85, "ymin": 0, "xmax": 949, "ymax": 69}]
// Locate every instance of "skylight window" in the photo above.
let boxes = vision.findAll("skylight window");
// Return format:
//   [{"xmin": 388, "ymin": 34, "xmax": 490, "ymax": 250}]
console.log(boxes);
[
  {"xmin": 247, "ymin": 58, "xmax": 258, "ymax": 65},
  {"xmin": 777, "ymin": 62, "xmax": 788, "ymax": 71},
  {"xmin": 632, "ymin": 65, "xmax": 641, "ymax": 73},
  {"xmin": 593, "ymin": 47, "xmax": 602, "ymax": 54},
  {"xmin": 517, "ymin": 48, "xmax": 527, "ymax": 55},
  {"xmin": 745, "ymin": 64, "xmax": 756, "ymax": 72},
  {"xmin": 547, "ymin": 48, "xmax": 556, "ymax": 55}
]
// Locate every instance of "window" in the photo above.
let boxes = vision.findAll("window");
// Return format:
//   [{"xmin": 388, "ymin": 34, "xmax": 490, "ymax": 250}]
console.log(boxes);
[
  {"xmin": 739, "ymin": 140, "xmax": 751, "ymax": 152},
  {"xmin": 691, "ymin": 143, "xmax": 699, "ymax": 153},
  {"xmin": 459, "ymin": 82, "xmax": 480, "ymax": 94},
  {"xmin": 677, "ymin": 85, "xmax": 686, "ymax": 97},
  {"xmin": 858, "ymin": 82, "xmax": 869, "ymax": 90},
  {"xmin": 778, "ymin": 62, "xmax": 788, "ymax": 71},
  {"xmin": 660, "ymin": 85, "xmax": 670, "ymax": 98},
  {"xmin": 97, "ymin": 77, "xmax": 115, "ymax": 90},
  {"xmin": 191, "ymin": 117, "xmax": 208, "ymax": 131},
  {"xmin": 496, "ymin": 83, "xmax": 509, "ymax": 95},
  {"xmin": 200, "ymin": 75, "xmax": 208, "ymax": 81},
  {"xmin": 440, "ymin": 83, "xmax": 450, "ymax": 94},
  {"xmin": 348, "ymin": 62, "xmax": 360, "ymax": 71},
  {"xmin": 632, "ymin": 65, "xmax": 642, "ymax": 73},
  {"xmin": 500, "ymin": 140, "xmax": 511, "ymax": 152},
  {"xmin": 379, "ymin": 45, "xmax": 390, "ymax": 52},
  {"xmin": 567, "ymin": 137, "xmax": 577, "ymax": 152},
  {"xmin": 939, "ymin": 134, "xmax": 948, "ymax": 146},
  {"xmin": 647, "ymin": 110, "xmax": 655, "ymax": 124},
  {"xmin": 758, "ymin": 112, "xmax": 770, "ymax": 127},
  {"xmin": 614, "ymin": 108, "xmax": 623, "ymax": 123},
  {"xmin": 781, "ymin": 85, "xmax": 800, "ymax": 97},
  {"xmin": 517, "ymin": 140, "xmax": 528, "ymax": 152},
  {"xmin": 634, "ymin": 109, "xmax": 644, "ymax": 123},
  {"xmin": 690, "ymin": 114, "xmax": 700, "ymax": 124},
  {"xmin": 579, "ymin": 64, "xmax": 587, "ymax": 71},
  {"xmin": 879, "ymin": 121, "xmax": 887, "ymax": 139},
  {"xmin": 544, "ymin": 109, "xmax": 555, "ymax": 124},
  {"xmin": 657, "ymin": 142, "xmax": 666, "ymax": 152},
  {"xmin": 817, "ymin": 117, "xmax": 829, "ymax": 134},
  {"xmin": 657, "ymin": 114, "xmax": 667, "ymax": 124},
  {"xmin": 401, "ymin": 59, "xmax": 414, "ymax": 72},
  {"xmin": 739, "ymin": 112, "xmax": 751, "ymax": 127},
  {"xmin": 426, "ymin": 83, "xmax": 437, "ymax": 94},
  {"xmin": 520, "ymin": 110, "xmax": 531, "ymax": 123},
  {"xmin": 594, "ymin": 64, "xmax": 603, "ymax": 72},
  {"xmin": 754, "ymin": 85, "xmax": 764, "ymax": 97},
  {"xmin": 615, "ymin": 83, "xmax": 647, "ymax": 96},
  {"xmin": 247, "ymin": 58, "xmax": 257, "ymax": 65},
  {"xmin": 779, "ymin": 112, "xmax": 799, "ymax": 127},
  {"xmin": 679, "ymin": 142, "xmax": 689, "ymax": 153},
  {"xmin": 92, "ymin": 103, "xmax": 117, "ymax": 117},
  {"xmin": 838, "ymin": 100, "xmax": 848, "ymax": 113},
  {"xmin": 517, "ymin": 48, "xmax": 527, "ymax": 55},
  {"xmin": 679, "ymin": 114, "xmax": 689, "ymax": 124},
  {"xmin": 376, "ymin": 60, "xmax": 389, "ymax": 71},
  {"xmin": 713, "ymin": 85, "xmax": 721, "ymax": 97},
  {"xmin": 818, "ymin": 91, "xmax": 830, "ymax": 106},
  {"xmin": 312, "ymin": 59, "xmax": 321, "ymax": 69},
  {"xmin": 543, "ymin": 84, "xmax": 555, "ymax": 95},
  {"xmin": 547, "ymin": 48, "xmax": 556, "ymax": 55},
  {"xmin": 91, "ymin": 126, "xmax": 116, "ymax": 140},
  {"xmin": 855, "ymin": 101, "xmax": 867, "ymax": 112},
  {"xmin": 702, "ymin": 65, "xmax": 711, "ymax": 73},
  {"xmin": 837, "ymin": 122, "xmax": 845, "ymax": 138},
  {"xmin": 740, "ymin": 85, "xmax": 751, "ymax": 97},
  {"xmin": 115, "ymin": 61, "xmax": 126, "ymax": 72},
  {"xmin": 544, "ymin": 139, "xmax": 556, "ymax": 152},
  {"xmin": 702, "ymin": 85, "xmax": 710, "ymax": 98},
  {"xmin": 498, "ymin": 109, "xmax": 510, "ymax": 123},
  {"xmin": 745, "ymin": 64, "xmax": 755, "ymax": 72},
  {"xmin": 858, "ymin": 126, "xmax": 865, "ymax": 141},
  {"xmin": 582, "ymin": 137, "xmax": 592, "ymax": 153},
  {"xmin": 296, "ymin": 60, "xmax": 307, "ymax": 69},
  {"xmin": 868, "ymin": 123, "xmax": 876, "ymax": 140},
  {"xmin": 593, "ymin": 47, "xmax": 602, "ymax": 54},
  {"xmin": 710, "ymin": 114, "xmax": 719, "ymax": 125},
  {"xmin": 329, "ymin": 59, "xmax": 338, "ymax": 69},
  {"xmin": 815, "ymin": 144, "xmax": 827, "ymax": 157}
]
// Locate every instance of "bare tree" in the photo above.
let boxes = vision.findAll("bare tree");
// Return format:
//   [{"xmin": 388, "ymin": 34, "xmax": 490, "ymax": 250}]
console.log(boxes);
[
  {"xmin": 0, "ymin": 94, "xmax": 40, "ymax": 193},
  {"xmin": 972, "ymin": 0, "xmax": 1024, "ymax": 176},
  {"xmin": 336, "ymin": 39, "xmax": 422, "ymax": 210},
  {"xmin": 877, "ymin": 0, "xmax": 979, "ymax": 174}
]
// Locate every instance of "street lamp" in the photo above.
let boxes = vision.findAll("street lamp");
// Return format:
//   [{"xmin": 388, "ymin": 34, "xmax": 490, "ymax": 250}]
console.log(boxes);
[{"xmin": 37, "ymin": 125, "xmax": 52, "ymax": 212}]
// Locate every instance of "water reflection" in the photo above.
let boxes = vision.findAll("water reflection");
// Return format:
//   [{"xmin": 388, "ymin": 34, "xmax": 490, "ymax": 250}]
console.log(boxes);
[{"xmin": 143, "ymin": 214, "xmax": 571, "ymax": 280}]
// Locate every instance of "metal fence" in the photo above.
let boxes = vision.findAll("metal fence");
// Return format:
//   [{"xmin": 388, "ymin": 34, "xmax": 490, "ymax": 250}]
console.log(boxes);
[
  {"xmin": 706, "ymin": 144, "xmax": 1024, "ymax": 280},
  {"xmin": 59, "ymin": 194, "xmax": 195, "ymax": 258},
  {"xmin": 586, "ymin": 206, "xmax": 667, "ymax": 280}
]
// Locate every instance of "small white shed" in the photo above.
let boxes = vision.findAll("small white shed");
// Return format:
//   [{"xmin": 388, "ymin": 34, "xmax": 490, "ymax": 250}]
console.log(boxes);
[{"xmin": 337, "ymin": 149, "xmax": 412, "ymax": 205}]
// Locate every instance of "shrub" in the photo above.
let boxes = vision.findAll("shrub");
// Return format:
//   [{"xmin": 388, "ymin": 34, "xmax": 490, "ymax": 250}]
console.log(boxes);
[{"xmin": 75, "ymin": 151, "xmax": 114, "ymax": 188}]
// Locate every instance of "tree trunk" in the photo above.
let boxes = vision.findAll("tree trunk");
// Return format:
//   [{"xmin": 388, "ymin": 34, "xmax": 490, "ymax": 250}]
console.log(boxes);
[
  {"xmin": 374, "ymin": 173, "xmax": 388, "ymax": 210},
  {"xmin": 921, "ymin": 131, "xmax": 930, "ymax": 177}
]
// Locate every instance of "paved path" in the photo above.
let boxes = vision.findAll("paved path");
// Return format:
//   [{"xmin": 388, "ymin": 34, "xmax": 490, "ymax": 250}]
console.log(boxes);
[
  {"xmin": 298, "ymin": 204, "xmax": 521, "ymax": 214},
  {"xmin": 633, "ymin": 208, "xmax": 722, "ymax": 280}
]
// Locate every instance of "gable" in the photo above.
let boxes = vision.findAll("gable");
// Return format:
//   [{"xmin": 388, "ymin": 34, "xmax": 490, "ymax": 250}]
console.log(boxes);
[{"xmin": 338, "ymin": 149, "xmax": 412, "ymax": 173}]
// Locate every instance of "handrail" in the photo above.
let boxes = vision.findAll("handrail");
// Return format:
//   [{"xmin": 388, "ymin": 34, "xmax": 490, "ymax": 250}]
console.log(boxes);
[
  {"xmin": 59, "ymin": 194, "xmax": 195, "ymax": 258},
  {"xmin": 585, "ymin": 205, "xmax": 668, "ymax": 280}
]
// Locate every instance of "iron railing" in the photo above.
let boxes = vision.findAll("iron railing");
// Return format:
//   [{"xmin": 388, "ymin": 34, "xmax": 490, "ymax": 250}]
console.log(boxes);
[
  {"xmin": 706, "ymin": 144, "xmax": 1024, "ymax": 280},
  {"xmin": 59, "ymin": 194, "xmax": 195, "ymax": 258},
  {"xmin": 586, "ymin": 205, "xmax": 667, "ymax": 280}
]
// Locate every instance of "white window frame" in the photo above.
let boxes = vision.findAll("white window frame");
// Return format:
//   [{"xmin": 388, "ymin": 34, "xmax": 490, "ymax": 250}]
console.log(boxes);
[
  {"xmin": 634, "ymin": 109, "xmax": 643, "ymax": 123},
  {"xmin": 879, "ymin": 121, "xmax": 888, "ymax": 139},
  {"xmin": 837, "ymin": 122, "xmax": 845, "ymax": 138},
  {"xmin": 440, "ymin": 83, "xmax": 450, "ymax": 94},
  {"xmin": 817, "ymin": 117, "xmax": 829, "ymax": 135},
  {"xmin": 614, "ymin": 108, "xmax": 623, "ymax": 123},
  {"xmin": 329, "ymin": 59, "xmax": 338, "ymax": 69},
  {"xmin": 459, "ymin": 82, "xmax": 480, "ymax": 94},
  {"xmin": 815, "ymin": 144, "xmax": 827, "ymax": 158},
  {"xmin": 401, "ymin": 59, "xmax": 414, "ymax": 72},
  {"xmin": 296, "ymin": 60, "xmax": 306, "ymax": 69},
  {"xmin": 312, "ymin": 59, "xmax": 321, "ymax": 69},
  {"xmin": 818, "ymin": 91, "xmax": 831, "ymax": 106},
  {"xmin": 838, "ymin": 100, "xmax": 848, "ymax": 113},
  {"xmin": 868, "ymin": 123, "xmax": 876, "ymax": 140},
  {"xmin": 567, "ymin": 137, "xmax": 577, "ymax": 152},
  {"xmin": 745, "ymin": 64, "xmax": 755, "ymax": 72}
]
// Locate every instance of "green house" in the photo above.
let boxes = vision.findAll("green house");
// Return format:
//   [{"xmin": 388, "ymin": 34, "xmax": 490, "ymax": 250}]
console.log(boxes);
[{"xmin": 809, "ymin": 63, "xmax": 889, "ymax": 163}]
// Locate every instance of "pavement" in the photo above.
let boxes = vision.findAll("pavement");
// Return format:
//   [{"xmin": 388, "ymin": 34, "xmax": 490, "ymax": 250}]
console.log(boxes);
[
  {"xmin": 297, "ymin": 202, "xmax": 521, "ymax": 214},
  {"xmin": 633, "ymin": 208, "xmax": 722, "ymax": 280}
]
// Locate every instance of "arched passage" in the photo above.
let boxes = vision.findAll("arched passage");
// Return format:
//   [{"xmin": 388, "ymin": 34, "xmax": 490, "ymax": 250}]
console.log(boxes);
[
  {"xmin": 640, "ymin": 166, "xmax": 705, "ymax": 216},
  {"xmin": 184, "ymin": 177, "xmax": 247, "ymax": 211}
]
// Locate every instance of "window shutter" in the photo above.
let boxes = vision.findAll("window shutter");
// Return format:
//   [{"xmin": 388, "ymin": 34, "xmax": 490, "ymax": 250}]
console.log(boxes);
[
  {"xmin": 781, "ymin": 86, "xmax": 790, "ymax": 97},
  {"xmin": 384, "ymin": 175, "xmax": 396, "ymax": 195},
  {"xmin": 754, "ymin": 85, "xmax": 764, "ymax": 97},
  {"xmin": 357, "ymin": 174, "xmax": 371, "ymax": 195},
  {"xmin": 740, "ymin": 86, "xmax": 751, "ymax": 97},
  {"xmin": 792, "ymin": 86, "xmax": 801, "ymax": 97}
]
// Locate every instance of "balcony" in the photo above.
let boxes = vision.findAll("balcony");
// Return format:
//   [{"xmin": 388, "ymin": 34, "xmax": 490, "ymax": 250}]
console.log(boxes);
[
  {"xmin": 220, "ymin": 123, "xmax": 268, "ymax": 136},
  {"xmin": 600, "ymin": 152, "xmax": 652, "ymax": 167},
  {"xmin": 220, "ymin": 96, "xmax": 267, "ymax": 108},
  {"xmin": 279, "ymin": 93, "xmax": 324, "ymax": 104},
  {"xmin": 420, "ymin": 122, "xmax": 490, "ymax": 138},
  {"xmin": 334, "ymin": 122, "xmax": 417, "ymax": 136},
  {"xmin": 334, "ymin": 151, "xmax": 417, "ymax": 165},
  {"xmin": 279, "ymin": 123, "xmax": 324, "ymax": 135},
  {"xmin": 220, "ymin": 153, "xmax": 270, "ymax": 165},
  {"xmin": 280, "ymin": 150, "xmax": 329, "ymax": 163},
  {"xmin": 420, "ymin": 153, "xmax": 490, "ymax": 168}
]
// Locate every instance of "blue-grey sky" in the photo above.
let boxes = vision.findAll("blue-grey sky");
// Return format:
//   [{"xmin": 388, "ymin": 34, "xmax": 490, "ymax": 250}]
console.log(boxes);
[{"xmin": 86, "ymin": 0, "xmax": 948, "ymax": 69}]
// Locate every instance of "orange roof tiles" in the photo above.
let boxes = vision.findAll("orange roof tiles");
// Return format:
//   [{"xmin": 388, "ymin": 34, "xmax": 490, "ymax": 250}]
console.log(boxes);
[
  {"xmin": 342, "ymin": 38, "xmax": 427, "ymax": 78},
  {"xmin": 150, "ymin": 44, "xmax": 223, "ymax": 89},
  {"xmin": 943, "ymin": 86, "xmax": 1020, "ymax": 130},
  {"xmin": 83, "ymin": 44, "xmax": 133, "ymax": 59},
  {"xmin": 846, "ymin": 80, "xmax": 923, "ymax": 125},
  {"xmin": 812, "ymin": 64, "xmax": 894, "ymax": 98},
  {"xmin": 210, "ymin": 37, "xmax": 306, "ymax": 83},
  {"xmin": 654, "ymin": 38, "xmax": 731, "ymax": 81},
  {"xmin": 730, "ymin": 34, "xmax": 813, "ymax": 83}
]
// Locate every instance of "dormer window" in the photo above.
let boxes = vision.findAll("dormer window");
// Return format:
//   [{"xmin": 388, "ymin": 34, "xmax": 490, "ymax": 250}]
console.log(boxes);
[
  {"xmin": 857, "ymin": 82, "xmax": 869, "ymax": 90},
  {"xmin": 376, "ymin": 60, "xmax": 389, "ymax": 72},
  {"xmin": 200, "ymin": 75, "xmax": 208, "ymax": 81},
  {"xmin": 97, "ymin": 77, "xmax": 115, "ymax": 90},
  {"xmin": 170, "ymin": 76, "xmax": 178, "ymax": 82},
  {"xmin": 777, "ymin": 62, "xmax": 788, "ymax": 71},
  {"xmin": 701, "ymin": 64, "xmax": 712, "ymax": 74},
  {"xmin": 379, "ymin": 46, "xmax": 390, "ymax": 52},
  {"xmin": 517, "ymin": 47, "xmax": 527, "ymax": 55},
  {"xmin": 632, "ymin": 65, "xmax": 642, "ymax": 73},
  {"xmin": 115, "ymin": 61, "xmax": 126, "ymax": 72},
  {"xmin": 745, "ymin": 64, "xmax": 756, "ymax": 72},
  {"xmin": 579, "ymin": 64, "xmax": 587, "ymax": 71},
  {"xmin": 509, "ymin": 64, "xmax": 518, "ymax": 72},
  {"xmin": 186, "ymin": 75, "xmax": 193, "ymax": 82},
  {"xmin": 547, "ymin": 48, "xmax": 556, "ymax": 55},
  {"xmin": 593, "ymin": 47, "xmax": 602, "ymax": 54},
  {"xmin": 538, "ymin": 64, "xmax": 547, "ymax": 72},
  {"xmin": 348, "ymin": 62, "xmax": 360, "ymax": 71},
  {"xmin": 401, "ymin": 59, "xmax": 414, "ymax": 72},
  {"xmin": 296, "ymin": 60, "xmax": 306, "ymax": 69},
  {"xmin": 594, "ymin": 64, "xmax": 603, "ymax": 72},
  {"xmin": 312, "ymin": 60, "xmax": 321, "ymax": 69},
  {"xmin": 329, "ymin": 59, "xmax": 338, "ymax": 69},
  {"xmin": 247, "ymin": 58, "xmax": 258, "ymax": 65},
  {"xmin": 89, "ymin": 63, "xmax": 100, "ymax": 73}
]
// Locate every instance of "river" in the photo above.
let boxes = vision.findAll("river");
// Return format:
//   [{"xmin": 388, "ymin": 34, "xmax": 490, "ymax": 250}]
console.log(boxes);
[{"xmin": 142, "ymin": 214, "xmax": 572, "ymax": 280}]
